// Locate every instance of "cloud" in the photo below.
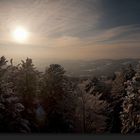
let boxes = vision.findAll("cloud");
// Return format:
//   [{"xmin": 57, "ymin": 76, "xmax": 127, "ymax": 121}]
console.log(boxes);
[
  {"xmin": 0, "ymin": 0, "xmax": 139, "ymax": 47},
  {"xmin": 0, "ymin": 0, "xmax": 101, "ymax": 38},
  {"xmin": 90, "ymin": 24, "xmax": 140, "ymax": 45},
  {"xmin": 1, "ymin": 23, "xmax": 140, "ymax": 61},
  {"xmin": 0, "ymin": 0, "xmax": 140, "ymax": 60}
]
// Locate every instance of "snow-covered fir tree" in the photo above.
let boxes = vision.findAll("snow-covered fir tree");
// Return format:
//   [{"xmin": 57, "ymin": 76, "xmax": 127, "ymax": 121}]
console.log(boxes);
[
  {"xmin": 120, "ymin": 64, "xmax": 140, "ymax": 134},
  {"xmin": 14, "ymin": 58, "xmax": 40, "ymax": 132},
  {"xmin": 41, "ymin": 64, "xmax": 76, "ymax": 132},
  {"xmin": 75, "ymin": 83, "xmax": 108, "ymax": 133},
  {"xmin": 0, "ymin": 56, "xmax": 31, "ymax": 133}
]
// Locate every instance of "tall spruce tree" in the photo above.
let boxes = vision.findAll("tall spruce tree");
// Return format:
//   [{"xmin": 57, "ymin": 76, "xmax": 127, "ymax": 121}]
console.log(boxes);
[
  {"xmin": 41, "ymin": 64, "xmax": 76, "ymax": 132},
  {"xmin": 16, "ymin": 58, "xmax": 39, "ymax": 106},
  {"xmin": 15, "ymin": 58, "xmax": 40, "ymax": 132},
  {"xmin": 120, "ymin": 64, "xmax": 140, "ymax": 134},
  {"xmin": 110, "ymin": 70, "xmax": 126, "ymax": 133},
  {"xmin": 0, "ymin": 56, "xmax": 31, "ymax": 133}
]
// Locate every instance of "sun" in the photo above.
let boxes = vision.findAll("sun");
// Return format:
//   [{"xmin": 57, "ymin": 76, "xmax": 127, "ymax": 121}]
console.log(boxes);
[{"xmin": 12, "ymin": 26, "xmax": 29, "ymax": 43}]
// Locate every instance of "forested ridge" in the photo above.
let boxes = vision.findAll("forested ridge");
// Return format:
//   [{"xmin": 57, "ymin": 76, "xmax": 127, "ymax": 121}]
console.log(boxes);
[{"xmin": 0, "ymin": 56, "xmax": 140, "ymax": 134}]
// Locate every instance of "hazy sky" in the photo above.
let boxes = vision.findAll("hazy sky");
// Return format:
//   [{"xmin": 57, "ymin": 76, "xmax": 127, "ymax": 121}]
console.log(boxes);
[{"xmin": 0, "ymin": 0, "xmax": 140, "ymax": 62}]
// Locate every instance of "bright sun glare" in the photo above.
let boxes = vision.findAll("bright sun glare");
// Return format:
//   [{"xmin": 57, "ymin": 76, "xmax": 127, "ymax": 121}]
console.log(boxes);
[{"xmin": 12, "ymin": 26, "xmax": 29, "ymax": 43}]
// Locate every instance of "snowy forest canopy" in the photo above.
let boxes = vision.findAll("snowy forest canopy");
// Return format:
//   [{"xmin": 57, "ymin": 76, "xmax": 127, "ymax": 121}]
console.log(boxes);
[{"xmin": 0, "ymin": 56, "xmax": 140, "ymax": 134}]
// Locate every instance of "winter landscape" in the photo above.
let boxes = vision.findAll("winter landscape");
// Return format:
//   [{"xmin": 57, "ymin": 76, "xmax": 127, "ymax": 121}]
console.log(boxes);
[{"xmin": 0, "ymin": 0, "xmax": 140, "ymax": 134}]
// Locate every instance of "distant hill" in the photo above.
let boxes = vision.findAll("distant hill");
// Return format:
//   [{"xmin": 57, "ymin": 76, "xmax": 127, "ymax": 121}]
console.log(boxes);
[{"xmin": 34, "ymin": 58, "xmax": 140, "ymax": 78}]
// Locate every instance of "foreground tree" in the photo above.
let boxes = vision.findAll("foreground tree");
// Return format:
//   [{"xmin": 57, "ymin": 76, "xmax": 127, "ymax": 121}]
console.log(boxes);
[
  {"xmin": 110, "ymin": 70, "xmax": 126, "ymax": 133},
  {"xmin": 120, "ymin": 65, "xmax": 140, "ymax": 134},
  {"xmin": 0, "ymin": 81, "xmax": 31, "ymax": 133},
  {"xmin": 15, "ymin": 58, "xmax": 40, "ymax": 132},
  {"xmin": 0, "ymin": 56, "xmax": 31, "ymax": 133},
  {"xmin": 16, "ymin": 58, "xmax": 39, "ymax": 102},
  {"xmin": 75, "ymin": 83, "xmax": 108, "ymax": 133},
  {"xmin": 41, "ymin": 64, "xmax": 76, "ymax": 132}
]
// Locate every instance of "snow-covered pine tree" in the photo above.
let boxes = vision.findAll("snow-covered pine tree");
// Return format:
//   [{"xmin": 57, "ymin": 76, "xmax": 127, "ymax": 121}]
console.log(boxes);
[
  {"xmin": 0, "ymin": 56, "xmax": 31, "ymax": 133},
  {"xmin": 14, "ymin": 58, "xmax": 40, "ymax": 132},
  {"xmin": 111, "ymin": 70, "xmax": 126, "ymax": 101},
  {"xmin": 84, "ymin": 77, "xmax": 106, "ymax": 95},
  {"xmin": 0, "ymin": 81, "xmax": 31, "ymax": 133},
  {"xmin": 109, "ymin": 69, "xmax": 126, "ymax": 133},
  {"xmin": 75, "ymin": 83, "xmax": 108, "ymax": 133},
  {"xmin": 120, "ymin": 64, "xmax": 140, "ymax": 134},
  {"xmin": 82, "ymin": 77, "xmax": 111, "ymax": 102},
  {"xmin": 16, "ymin": 58, "xmax": 39, "ymax": 102},
  {"xmin": 41, "ymin": 64, "xmax": 76, "ymax": 132},
  {"xmin": 124, "ymin": 64, "xmax": 136, "ymax": 81}
]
